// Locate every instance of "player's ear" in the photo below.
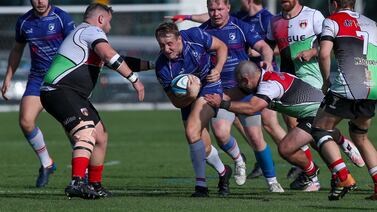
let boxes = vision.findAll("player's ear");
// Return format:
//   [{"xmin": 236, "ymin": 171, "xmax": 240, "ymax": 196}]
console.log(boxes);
[{"xmin": 98, "ymin": 15, "xmax": 104, "ymax": 24}]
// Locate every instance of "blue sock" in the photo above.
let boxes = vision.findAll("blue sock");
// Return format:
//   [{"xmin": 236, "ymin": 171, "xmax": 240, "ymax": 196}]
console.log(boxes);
[
  {"xmin": 189, "ymin": 140, "xmax": 207, "ymax": 187},
  {"xmin": 254, "ymin": 144, "xmax": 276, "ymax": 178}
]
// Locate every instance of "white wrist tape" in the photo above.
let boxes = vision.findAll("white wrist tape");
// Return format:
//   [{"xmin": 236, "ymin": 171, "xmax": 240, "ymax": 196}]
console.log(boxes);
[{"xmin": 127, "ymin": 72, "xmax": 138, "ymax": 83}]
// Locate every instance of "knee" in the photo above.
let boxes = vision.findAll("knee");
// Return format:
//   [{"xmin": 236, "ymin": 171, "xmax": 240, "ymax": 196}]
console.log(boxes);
[
  {"xmin": 277, "ymin": 141, "xmax": 289, "ymax": 160},
  {"xmin": 71, "ymin": 124, "xmax": 96, "ymax": 158},
  {"xmin": 212, "ymin": 125, "xmax": 230, "ymax": 143},
  {"xmin": 185, "ymin": 126, "xmax": 201, "ymax": 144},
  {"xmin": 311, "ymin": 127, "xmax": 333, "ymax": 150},
  {"xmin": 19, "ymin": 117, "xmax": 35, "ymax": 133}
]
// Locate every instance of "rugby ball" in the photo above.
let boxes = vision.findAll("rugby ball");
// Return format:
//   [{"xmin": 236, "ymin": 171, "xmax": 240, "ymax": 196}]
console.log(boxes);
[{"xmin": 170, "ymin": 74, "xmax": 200, "ymax": 98}]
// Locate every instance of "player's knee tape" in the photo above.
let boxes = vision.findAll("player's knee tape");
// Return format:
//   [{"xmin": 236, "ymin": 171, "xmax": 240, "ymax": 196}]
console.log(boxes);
[
  {"xmin": 70, "ymin": 122, "xmax": 96, "ymax": 154},
  {"xmin": 311, "ymin": 127, "xmax": 334, "ymax": 150},
  {"xmin": 348, "ymin": 121, "xmax": 368, "ymax": 134}
]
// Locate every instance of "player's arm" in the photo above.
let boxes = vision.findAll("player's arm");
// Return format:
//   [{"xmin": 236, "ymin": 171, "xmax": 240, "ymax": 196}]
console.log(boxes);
[
  {"xmin": 166, "ymin": 91, "xmax": 195, "ymax": 108},
  {"xmin": 206, "ymin": 36, "xmax": 228, "ymax": 82},
  {"xmin": 205, "ymin": 93, "xmax": 269, "ymax": 116},
  {"xmin": 164, "ymin": 13, "xmax": 209, "ymax": 23},
  {"xmin": 1, "ymin": 42, "xmax": 26, "ymax": 100},
  {"xmin": 120, "ymin": 56, "xmax": 155, "ymax": 72},
  {"xmin": 295, "ymin": 47, "xmax": 318, "ymax": 62},
  {"xmin": 318, "ymin": 40, "xmax": 333, "ymax": 94},
  {"xmin": 253, "ymin": 40, "xmax": 273, "ymax": 71},
  {"xmin": 94, "ymin": 42, "xmax": 145, "ymax": 101}
]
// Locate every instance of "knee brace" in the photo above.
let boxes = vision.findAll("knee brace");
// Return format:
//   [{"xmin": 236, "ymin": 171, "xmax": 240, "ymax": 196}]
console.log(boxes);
[
  {"xmin": 311, "ymin": 127, "xmax": 334, "ymax": 150},
  {"xmin": 349, "ymin": 121, "xmax": 368, "ymax": 134},
  {"xmin": 70, "ymin": 121, "xmax": 96, "ymax": 157}
]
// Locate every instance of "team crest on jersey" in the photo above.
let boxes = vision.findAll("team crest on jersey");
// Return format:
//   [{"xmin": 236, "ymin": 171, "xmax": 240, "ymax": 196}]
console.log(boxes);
[
  {"xmin": 299, "ymin": 20, "xmax": 308, "ymax": 29},
  {"xmin": 192, "ymin": 51, "xmax": 198, "ymax": 58},
  {"xmin": 229, "ymin": 33, "xmax": 236, "ymax": 41},
  {"xmin": 48, "ymin": 23, "xmax": 55, "ymax": 31},
  {"xmin": 80, "ymin": 108, "xmax": 89, "ymax": 116},
  {"xmin": 344, "ymin": 20, "xmax": 354, "ymax": 27}
]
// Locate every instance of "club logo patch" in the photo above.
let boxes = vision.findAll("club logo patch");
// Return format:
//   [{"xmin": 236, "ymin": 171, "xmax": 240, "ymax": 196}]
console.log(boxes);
[{"xmin": 299, "ymin": 20, "xmax": 308, "ymax": 29}]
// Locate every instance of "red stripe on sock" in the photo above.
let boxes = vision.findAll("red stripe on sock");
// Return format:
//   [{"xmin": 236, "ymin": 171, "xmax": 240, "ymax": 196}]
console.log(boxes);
[
  {"xmin": 88, "ymin": 165, "xmax": 104, "ymax": 183},
  {"xmin": 304, "ymin": 148, "xmax": 313, "ymax": 161},
  {"xmin": 372, "ymin": 173, "xmax": 377, "ymax": 193},
  {"xmin": 329, "ymin": 159, "xmax": 348, "ymax": 182},
  {"xmin": 72, "ymin": 157, "xmax": 89, "ymax": 178}
]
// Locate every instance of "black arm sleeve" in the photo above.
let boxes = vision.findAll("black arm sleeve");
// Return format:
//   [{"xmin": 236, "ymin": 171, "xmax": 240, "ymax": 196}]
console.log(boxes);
[{"xmin": 121, "ymin": 55, "xmax": 142, "ymax": 72}]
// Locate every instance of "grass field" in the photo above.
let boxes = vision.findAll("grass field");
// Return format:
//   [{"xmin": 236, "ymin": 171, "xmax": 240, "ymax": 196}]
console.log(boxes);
[{"xmin": 0, "ymin": 110, "xmax": 376, "ymax": 211}]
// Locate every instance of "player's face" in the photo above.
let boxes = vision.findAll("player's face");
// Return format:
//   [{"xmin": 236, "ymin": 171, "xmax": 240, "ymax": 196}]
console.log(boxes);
[
  {"xmin": 101, "ymin": 12, "xmax": 112, "ymax": 34},
  {"xmin": 157, "ymin": 34, "xmax": 182, "ymax": 60},
  {"xmin": 208, "ymin": 1, "xmax": 230, "ymax": 28},
  {"xmin": 280, "ymin": 0, "xmax": 298, "ymax": 12},
  {"xmin": 239, "ymin": 76, "xmax": 257, "ymax": 93},
  {"xmin": 31, "ymin": 0, "xmax": 50, "ymax": 16}
]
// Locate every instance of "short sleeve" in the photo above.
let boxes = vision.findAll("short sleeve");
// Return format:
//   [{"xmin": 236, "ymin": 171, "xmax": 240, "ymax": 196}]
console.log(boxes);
[
  {"xmin": 60, "ymin": 11, "xmax": 75, "ymax": 37},
  {"xmin": 266, "ymin": 20, "xmax": 274, "ymax": 41},
  {"xmin": 81, "ymin": 26, "xmax": 108, "ymax": 49},
  {"xmin": 185, "ymin": 27, "xmax": 213, "ymax": 50},
  {"xmin": 155, "ymin": 56, "xmax": 172, "ymax": 92},
  {"xmin": 241, "ymin": 20, "xmax": 263, "ymax": 48},
  {"xmin": 321, "ymin": 18, "xmax": 338, "ymax": 41},
  {"xmin": 15, "ymin": 17, "xmax": 26, "ymax": 43},
  {"xmin": 257, "ymin": 80, "xmax": 284, "ymax": 100},
  {"xmin": 313, "ymin": 10, "xmax": 325, "ymax": 36}
]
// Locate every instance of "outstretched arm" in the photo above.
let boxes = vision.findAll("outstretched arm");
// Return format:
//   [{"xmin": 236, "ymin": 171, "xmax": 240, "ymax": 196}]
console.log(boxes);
[{"xmin": 164, "ymin": 13, "xmax": 209, "ymax": 23}]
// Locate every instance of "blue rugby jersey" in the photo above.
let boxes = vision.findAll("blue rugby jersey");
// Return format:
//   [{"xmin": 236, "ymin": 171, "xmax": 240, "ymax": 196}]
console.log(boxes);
[
  {"xmin": 200, "ymin": 16, "xmax": 263, "ymax": 89},
  {"xmin": 155, "ymin": 27, "xmax": 222, "ymax": 96},
  {"xmin": 235, "ymin": 8, "xmax": 279, "ymax": 72},
  {"xmin": 15, "ymin": 6, "xmax": 75, "ymax": 78}
]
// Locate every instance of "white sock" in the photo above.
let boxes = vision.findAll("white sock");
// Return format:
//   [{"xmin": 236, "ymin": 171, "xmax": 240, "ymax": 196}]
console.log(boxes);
[
  {"xmin": 25, "ymin": 127, "xmax": 52, "ymax": 168},
  {"xmin": 206, "ymin": 145, "xmax": 226, "ymax": 176},
  {"xmin": 266, "ymin": 177, "xmax": 278, "ymax": 185},
  {"xmin": 189, "ymin": 140, "xmax": 207, "ymax": 187}
]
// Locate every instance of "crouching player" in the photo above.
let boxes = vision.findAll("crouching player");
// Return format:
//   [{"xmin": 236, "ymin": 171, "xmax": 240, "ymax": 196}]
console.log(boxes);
[
  {"xmin": 155, "ymin": 22, "xmax": 232, "ymax": 197},
  {"xmin": 40, "ymin": 3, "xmax": 145, "ymax": 199},
  {"xmin": 205, "ymin": 61, "xmax": 353, "ymax": 193}
]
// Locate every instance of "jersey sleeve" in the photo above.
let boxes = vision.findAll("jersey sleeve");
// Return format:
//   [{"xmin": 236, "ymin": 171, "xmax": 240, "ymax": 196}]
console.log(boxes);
[
  {"xmin": 321, "ymin": 18, "xmax": 338, "ymax": 42},
  {"xmin": 257, "ymin": 80, "xmax": 284, "ymax": 101},
  {"xmin": 81, "ymin": 26, "xmax": 108, "ymax": 49},
  {"xmin": 313, "ymin": 10, "xmax": 325, "ymax": 36},
  {"xmin": 15, "ymin": 17, "xmax": 25, "ymax": 43},
  {"xmin": 260, "ymin": 11, "xmax": 273, "ymax": 34},
  {"xmin": 241, "ymin": 20, "xmax": 263, "ymax": 47},
  {"xmin": 60, "ymin": 11, "xmax": 75, "ymax": 37},
  {"xmin": 186, "ymin": 27, "xmax": 213, "ymax": 50},
  {"xmin": 155, "ymin": 59, "xmax": 172, "ymax": 92}
]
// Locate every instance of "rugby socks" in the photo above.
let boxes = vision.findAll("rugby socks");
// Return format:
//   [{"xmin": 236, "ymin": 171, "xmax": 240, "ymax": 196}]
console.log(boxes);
[
  {"xmin": 206, "ymin": 145, "xmax": 226, "ymax": 176},
  {"xmin": 255, "ymin": 144, "xmax": 276, "ymax": 178},
  {"xmin": 304, "ymin": 161, "xmax": 319, "ymax": 182},
  {"xmin": 328, "ymin": 159, "xmax": 349, "ymax": 182},
  {"xmin": 89, "ymin": 165, "xmax": 104, "ymax": 183},
  {"xmin": 72, "ymin": 157, "xmax": 89, "ymax": 178},
  {"xmin": 189, "ymin": 140, "xmax": 207, "ymax": 187},
  {"xmin": 369, "ymin": 166, "xmax": 377, "ymax": 193},
  {"xmin": 25, "ymin": 127, "xmax": 53, "ymax": 168},
  {"xmin": 300, "ymin": 145, "xmax": 313, "ymax": 161},
  {"xmin": 219, "ymin": 136, "xmax": 243, "ymax": 164}
]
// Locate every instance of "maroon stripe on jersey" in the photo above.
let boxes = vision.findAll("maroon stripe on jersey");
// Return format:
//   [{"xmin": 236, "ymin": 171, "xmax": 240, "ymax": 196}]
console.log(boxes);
[
  {"xmin": 330, "ymin": 12, "xmax": 361, "ymax": 38},
  {"xmin": 270, "ymin": 16, "xmax": 290, "ymax": 50},
  {"xmin": 262, "ymin": 71, "xmax": 294, "ymax": 91}
]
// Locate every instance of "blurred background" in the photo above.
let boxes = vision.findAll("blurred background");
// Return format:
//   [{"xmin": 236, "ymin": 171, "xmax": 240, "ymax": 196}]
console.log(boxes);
[{"xmin": 0, "ymin": 0, "xmax": 375, "ymax": 109}]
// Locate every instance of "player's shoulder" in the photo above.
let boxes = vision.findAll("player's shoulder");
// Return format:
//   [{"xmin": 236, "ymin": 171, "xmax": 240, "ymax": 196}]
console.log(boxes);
[
  {"xmin": 51, "ymin": 6, "xmax": 70, "ymax": 17},
  {"xmin": 18, "ymin": 9, "xmax": 34, "ymax": 22},
  {"xmin": 301, "ymin": 6, "xmax": 323, "ymax": 16},
  {"xmin": 260, "ymin": 8, "xmax": 273, "ymax": 18},
  {"xmin": 155, "ymin": 54, "xmax": 169, "ymax": 72}
]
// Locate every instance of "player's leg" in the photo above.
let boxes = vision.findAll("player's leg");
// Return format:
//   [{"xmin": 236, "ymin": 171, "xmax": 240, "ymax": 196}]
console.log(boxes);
[
  {"xmin": 19, "ymin": 95, "xmax": 55, "ymax": 187},
  {"xmin": 348, "ymin": 108, "xmax": 377, "ymax": 200},
  {"xmin": 261, "ymin": 108, "xmax": 286, "ymax": 144},
  {"xmin": 40, "ymin": 89, "xmax": 99, "ymax": 199},
  {"xmin": 239, "ymin": 114, "xmax": 284, "ymax": 192},
  {"xmin": 186, "ymin": 97, "xmax": 216, "ymax": 197},
  {"xmin": 278, "ymin": 123, "xmax": 320, "ymax": 192},
  {"xmin": 88, "ymin": 119, "xmax": 112, "ymax": 198},
  {"xmin": 312, "ymin": 106, "xmax": 355, "ymax": 201},
  {"xmin": 212, "ymin": 109, "xmax": 246, "ymax": 186}
]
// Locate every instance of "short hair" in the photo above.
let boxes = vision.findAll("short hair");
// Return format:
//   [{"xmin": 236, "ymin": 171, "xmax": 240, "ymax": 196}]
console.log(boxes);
[
  {"xmin": 84, "ymin": 3, "xmax": 113, "ymax": 20},
  {"xmin": 253, "ymin": 0, "xmax": 263, "ymax": 5},
  {"xmin": 155, "ymin": 22, "xmax": 180, "ymax": 39},
  {"xmin": 330, "ymin": 0, "xmax": 356, "ymax": 9},
  {"xmin": 207, "ymin": 0, "xmax": 230, "ymax": 6}
]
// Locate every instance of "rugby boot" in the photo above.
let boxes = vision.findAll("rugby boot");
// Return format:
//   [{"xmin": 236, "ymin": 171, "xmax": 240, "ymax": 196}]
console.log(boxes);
[
  {"xmin": 191, "ymin": 186, "xmax": 209, "ymax": 197},
  {"xmin": 36, "ymin": 162, "xmax": 56, "ymax": 188},
  {"xmin": 328, "ymin": 174, "xmax": 356, "ymax": 201},
  {"xmin": 65, "ymin": 177, "xmax": 100, "ymax": 199},
  {"xmin": 90, "ymin": 182, "xmax": 112, "ymax": 198},
  {"xmin": 218, "ymin": 165, "xmax": 232, "ymax": 197}
]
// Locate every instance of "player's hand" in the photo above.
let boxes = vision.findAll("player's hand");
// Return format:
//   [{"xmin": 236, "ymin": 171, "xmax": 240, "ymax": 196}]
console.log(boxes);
[
  {"xmin": 206, "ymin": 68, "xmax": 221, "ymax": 82},
  {"xmin": 260, "ymin": 61, "xmax": 273, "ymax": 72},
  {"xmin": 187, "ymin": 75, "xmax": 201, "ymax": 98},
  {"xmin": 132, "ymin": 80, "xmax": 145, "ymax": 101},
  {"xmin": 1, "ymin": 80, "xmax": 10, "ymax": 101},
  {"xmin": 164, "ymin": 15, "xmax": 192, "ymax": 23},
  {"xmin": 204, "ymin": 94, "xmax": 222, "ymax": 108},
  {"xmin": 295, "ymin": 49, "xmax": 317, "ymax": 62}
]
